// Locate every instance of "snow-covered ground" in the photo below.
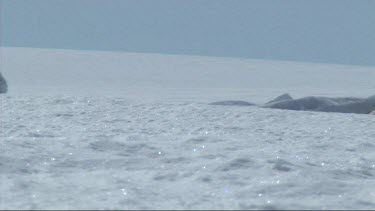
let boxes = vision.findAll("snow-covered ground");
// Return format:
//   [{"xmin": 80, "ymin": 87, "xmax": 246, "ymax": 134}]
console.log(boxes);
[{"xmin": 1, "ymin": 47, "xmax": 375, "ymax": 209}]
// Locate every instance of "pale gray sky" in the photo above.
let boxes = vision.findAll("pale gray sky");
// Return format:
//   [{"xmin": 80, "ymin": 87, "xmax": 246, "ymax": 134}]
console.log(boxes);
[{"xmin": 1, "ymin": 0, "xmax": 375, "ymax": 66}]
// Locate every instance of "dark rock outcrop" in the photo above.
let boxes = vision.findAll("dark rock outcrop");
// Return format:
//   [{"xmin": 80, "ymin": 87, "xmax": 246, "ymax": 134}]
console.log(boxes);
[
  {"xmin": 264, "ymin": 93, "xmax": 293, "ymax": 105},
  {"xmin": 263, "ymin": 96, "xmax": 374, "ymax": 114},
  {"xmin": 210, "ymin": 93, "xmax": 375, "ymax": 115},
  {"xmin": 0, "ymin": 73, "xmax": 8, "ymax": 94},
  {"xmin": 209, "ymin": 100, "xmax": 255, "ymax": 106}
]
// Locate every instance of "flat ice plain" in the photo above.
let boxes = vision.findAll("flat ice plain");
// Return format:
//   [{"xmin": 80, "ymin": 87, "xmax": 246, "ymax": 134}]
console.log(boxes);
[{"xmin": 1, "ymin": 47, "xmax": 375, "ymax": 209}]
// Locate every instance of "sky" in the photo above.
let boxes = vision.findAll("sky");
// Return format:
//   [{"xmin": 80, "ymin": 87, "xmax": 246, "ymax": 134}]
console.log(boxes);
[{"xmin": 1, "ymin": 0, "xmax": 375, "ymax": 66}]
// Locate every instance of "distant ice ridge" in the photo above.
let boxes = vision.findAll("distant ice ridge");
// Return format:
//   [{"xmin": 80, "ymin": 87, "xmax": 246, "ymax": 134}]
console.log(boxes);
[
  {"xmin": 0, "ymin": 73, "xmax": 8, "ymax": 94},
  {"xmin": 211, "ymin": 93, "xmax": 375, "ymax": 115}
]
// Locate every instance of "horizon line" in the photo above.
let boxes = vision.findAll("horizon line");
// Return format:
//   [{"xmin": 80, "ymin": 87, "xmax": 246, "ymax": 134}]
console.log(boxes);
[{"xmin": 2, "ymin": 45, "xmax": 374, "ymax": 69}]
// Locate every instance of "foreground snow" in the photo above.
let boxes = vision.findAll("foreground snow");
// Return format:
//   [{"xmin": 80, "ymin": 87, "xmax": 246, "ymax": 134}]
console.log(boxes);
[
  {"xmin": 1, "ymin": 95, "xmax": 375, "ymax": 209},
  {"xmin": 1, "ymin": 48, "xmax": 375, "ymax": 209}
]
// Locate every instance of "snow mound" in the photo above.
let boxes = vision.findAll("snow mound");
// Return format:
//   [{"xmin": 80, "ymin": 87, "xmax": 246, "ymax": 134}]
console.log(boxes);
[
  {"xmin": 265, "ymin": 93, "xmax": 293, "ymax": 105},
  {"xmin": 0, "ymin": 73, "xmax": 8, "ymax": 94}
]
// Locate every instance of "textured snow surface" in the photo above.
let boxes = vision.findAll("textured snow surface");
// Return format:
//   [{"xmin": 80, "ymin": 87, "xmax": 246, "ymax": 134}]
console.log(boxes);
[
  {"xmin": 1, "ymin": 48, "xmax": 375, "ymax": 209},
  {"xmin": 1, "ymin": 96, "xmax": 375, "ymax": 209}
]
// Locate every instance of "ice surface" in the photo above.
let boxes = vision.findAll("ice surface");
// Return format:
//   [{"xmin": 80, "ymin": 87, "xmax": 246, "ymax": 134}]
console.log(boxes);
[
  {"xmin": 2, "ymin": 47, "xmax": 375, "ymax": 102},
  {"xmin": 1, "ymin": 47, "xmax": 375, "ymax": 209}
]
